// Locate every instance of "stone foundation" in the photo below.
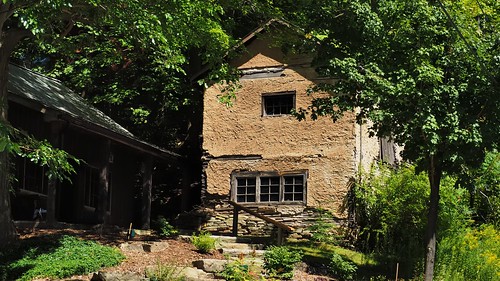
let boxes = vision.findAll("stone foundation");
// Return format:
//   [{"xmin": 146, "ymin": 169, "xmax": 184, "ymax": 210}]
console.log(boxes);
[{"xmin": 198, "ymin": 200, "xmax": 342, "ymax": 240}]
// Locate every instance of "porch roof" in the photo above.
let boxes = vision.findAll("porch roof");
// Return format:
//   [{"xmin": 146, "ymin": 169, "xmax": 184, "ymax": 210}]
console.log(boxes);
[{"xmin": 7, "ymin": 64, "xmax": 180, "ymax": 160}]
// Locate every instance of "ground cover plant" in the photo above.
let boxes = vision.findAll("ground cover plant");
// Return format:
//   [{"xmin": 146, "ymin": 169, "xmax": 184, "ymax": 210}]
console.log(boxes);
[
  {"xmin": 191, "ymin": 231, "xmax": 216, "ymax": 254},
  {"xmin": 218, "ymin": 257, "xmax": 263, "ymax": 281},
  {"xmin": 287, "ymin": 240, "xmax": 379, "ymax": 280},
  {"xmin": 145, "ymin": 262, "xmax": 187, "ymax": 281},
  {"xmin": 153, "ymin": 216, "xmax": 178, "ymax": 238},
  {"xmin": 263, "ymin": 245, "xmax": 303, "ymax": 279},
  {"xmin": 0, "ymin": 235, "xmax": 124, "ymax": 281}
]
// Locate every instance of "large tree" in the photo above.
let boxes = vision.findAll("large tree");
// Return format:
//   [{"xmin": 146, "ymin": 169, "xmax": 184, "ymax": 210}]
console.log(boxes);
[
  {"xmin": 281, "ymin": 0, "xmax": 498, "ymax": 280},
  {"xmin": 0, "ymin": 0, "xmax": 232, "ymax": 245}
]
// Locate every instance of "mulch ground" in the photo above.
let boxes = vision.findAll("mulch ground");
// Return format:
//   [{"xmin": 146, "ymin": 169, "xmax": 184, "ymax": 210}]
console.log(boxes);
[{"xmin": 16, "ymin": 227, "xmax": 334, "ymax": 281}]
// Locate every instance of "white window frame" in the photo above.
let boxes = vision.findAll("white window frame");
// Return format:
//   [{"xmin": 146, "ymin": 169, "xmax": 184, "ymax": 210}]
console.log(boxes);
[{"xmin": 231, "ymin": 170, "xmax": 307, "ymax": 204}]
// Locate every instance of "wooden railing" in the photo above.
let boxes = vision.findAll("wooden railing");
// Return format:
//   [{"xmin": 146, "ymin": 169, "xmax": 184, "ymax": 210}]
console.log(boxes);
[{"xmin": 228, "ymin": 201, "xmax": 294, "ymax": 245}]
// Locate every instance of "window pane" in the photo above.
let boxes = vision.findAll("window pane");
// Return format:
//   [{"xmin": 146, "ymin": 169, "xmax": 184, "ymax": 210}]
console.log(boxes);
[
  {"xmin": 248, "ymin": 178, "xmax": 256, "ymax": 186},
  {"xmin": 236, "ymin": 177, "xmax": 257, "ymax": 202},
  {"xmin": 247, "ymin": 186, "xmax": 256, "ymax": 194},
  {"xmin": 270, "ymin": 194, "xmax": 279, "ymax": 201},
  {"xmin": 261, "ymin": 186, "xmax": 269, "ymax": 193},
  {"xmin": 271, "ymin": 186, "xmax": 279, "ymax": 193},
  {"xmin": 237, "ymin": 186, "xmax": 246, "ymax": 194},
  {"xmin": 283, "ymin": 175, "xmax": 305, "ymax": 202}
]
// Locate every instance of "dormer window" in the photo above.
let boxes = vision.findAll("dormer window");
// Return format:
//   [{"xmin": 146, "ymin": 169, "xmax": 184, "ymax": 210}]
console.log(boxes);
[{"xmin": 262, "ymin": 91, "xmax": 295, "ymax": 116}]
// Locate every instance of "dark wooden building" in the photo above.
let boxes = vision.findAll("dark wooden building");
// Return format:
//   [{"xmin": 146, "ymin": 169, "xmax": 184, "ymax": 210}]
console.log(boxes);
[{"xmin": 7, "ymin": 64, "xmax": 182, "ymax": 229}]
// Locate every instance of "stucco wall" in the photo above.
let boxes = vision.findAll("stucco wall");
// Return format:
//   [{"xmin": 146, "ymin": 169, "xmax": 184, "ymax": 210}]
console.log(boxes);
[{"xmin": 202, "ymin": 34, "xmax": 362, "ymax": 217}]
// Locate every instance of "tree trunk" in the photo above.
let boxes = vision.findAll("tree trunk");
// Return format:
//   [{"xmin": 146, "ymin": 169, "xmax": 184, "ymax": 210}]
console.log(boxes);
[
  {"xmin": 424, "ymin": 155, "xmax": 442, "ymax": 281},
  {"xmin": 0, "ymin": 47, "xmax": 16, "ymax": 245}
]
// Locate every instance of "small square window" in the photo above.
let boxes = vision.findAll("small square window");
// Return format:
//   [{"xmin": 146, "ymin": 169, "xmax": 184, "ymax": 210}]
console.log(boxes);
[
  {"xmin": 260, "ymin": 176, "xmax": 280, "ymax": 202},
  {"xmin": 235, "ymin": 177, "xmax": 257, "ymax": 203},
  {"xmin": 262, "ymin": 92, "xmax": 295, "ymax": 116}
]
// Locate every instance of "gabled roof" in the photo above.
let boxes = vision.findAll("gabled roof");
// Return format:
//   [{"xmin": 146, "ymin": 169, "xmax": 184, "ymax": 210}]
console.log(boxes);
[
  {"xmin": 190, "ymin": 19, "xmax": 296, "ymax": 82},
  {"xmin": 7, "ymin": 64, "xmax": 180, "ymax": 160}
]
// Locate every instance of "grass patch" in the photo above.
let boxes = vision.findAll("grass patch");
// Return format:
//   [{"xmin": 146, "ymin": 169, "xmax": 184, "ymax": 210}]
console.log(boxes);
[
  {"xmin": 0, "ymin": 235, "xmax": 124, "ymax": 281},
  {"xmin": 287, "ymin": 241, "xmax": 375, "ymax": 266},
  {"xmin": 287, "ymin": 241, "xmax": 384, "ymax": 280}
]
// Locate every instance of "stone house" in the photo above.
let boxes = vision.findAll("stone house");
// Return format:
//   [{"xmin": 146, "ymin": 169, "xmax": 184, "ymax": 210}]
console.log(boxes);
[
  {"xmin": 7, "ymin": 64, "xmax": 182, "ymax": 229},
  {"xmin": 199, "ymin": 21, "xmax": 396, "ymax": 237}
]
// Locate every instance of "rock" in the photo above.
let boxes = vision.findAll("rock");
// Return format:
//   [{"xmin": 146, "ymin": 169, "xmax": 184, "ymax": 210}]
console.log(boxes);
[
  {"xmin": 119, "ymin": 242, "xmax": 144, "ymax": 252},
  {"xmin": 192, "ymin": 259, "xmax": 229, "ymax": 273},
  {"xmin": 90, "ymin": 271, "xmax": 148, "ymax": 281},
  {"xmin": 180, "ymin": 267, "xmax": 218, "ymax": 281},
  {"xmin": 119, "ymin": 241, "xmax": 168, "ymax": 252},
  {"xmin": 143, "ymin": 241, "xmax": 169, "ymax": 252}
]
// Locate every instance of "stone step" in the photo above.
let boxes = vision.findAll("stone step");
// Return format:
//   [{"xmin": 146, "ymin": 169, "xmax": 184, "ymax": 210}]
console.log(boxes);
[
  {"xmin": 193, "ymin": 258, "xmax": 264, "ymax": 274},
  {"xmin": 179, "ymin": 266, "xmax": 220, "ymax": 281},
  {"xmin": 220, "ymin": 248, "xmax": 266, "ymax": 257},
  {"xmin": 217, "ymin": 241, "xmax": 265, "ymax": 250}
]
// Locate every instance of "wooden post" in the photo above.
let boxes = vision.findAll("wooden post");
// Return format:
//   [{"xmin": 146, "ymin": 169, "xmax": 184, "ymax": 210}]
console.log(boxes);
[
  {"xmin": 232, "ymin": 205, "xmax": 239, "ymax": 237},
  {"xmin": 277, "ymin": 228, "xmax": 284, "ymax": 246},
  {"xmin": 141, "ymin": 156, "xmax": 153, "ymax": 229},
  {"xmin": 96, "ymin": 140, "xmax": 111, "ymax": 224},
  {"xmin": 46, "ymin": 120, "xmax": 64, "ymax": 226}
]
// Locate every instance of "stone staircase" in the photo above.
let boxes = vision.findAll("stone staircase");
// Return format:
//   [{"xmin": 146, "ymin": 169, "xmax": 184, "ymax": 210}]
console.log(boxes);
[{"xmin": 179, "ymin": 235, "xmax": 268, "ymax": 281}]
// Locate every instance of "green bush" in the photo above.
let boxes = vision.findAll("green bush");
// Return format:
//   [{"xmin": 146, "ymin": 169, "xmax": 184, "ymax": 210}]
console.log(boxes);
[
  {"xmin": 3, "ymin": 235, "xmax": 124, "ymax": 281},
  {"xmin": 145, "ymin": 262, "xmax": 186, "ymax": 281},
  {"xmin": 153, "ymin": 216, "xmax": 178, "ymax": 238},
  {"xmin": 329, "ymin": 252, "xmax": 357, "ymax": 280},
  {"xmin": 191, "ymin": 231, "xmax": 216, "ymax": 254},
  {"xmin": 470, "ymin": 151, "xmax": 500, "ymax": 226},
  {"xmin": 308, "ymin": 208, "xmax": 338, "ymax": 244},
  {"xmin": 263, "ymin": 246, "xmax": 302, "ymax": 279},
  {"xmin": 436, "ymin": 224, "xmax": 500, "ymax": 281},
  {"xmin": 219, "ymin": 258, "xmax": 260, "ymax": 281},
  {"xmin": 351, "ymin": 163, "xmax": 470, "ymax": 277}
]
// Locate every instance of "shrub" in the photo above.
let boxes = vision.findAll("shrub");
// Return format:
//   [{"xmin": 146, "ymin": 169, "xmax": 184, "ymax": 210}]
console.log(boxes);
[
  {"xmin": 436, "ymin": 224, "xmax": 500, "ymax": 281},
  {"xmin": 263, "ymin": 246, "xmax": 302, "ymax": 279},
  {"xmin": 308, "ymin": 208, "xmax": 337, "ymax": 244},
  {"xmin": 4, "ymin": 235, "xmax": 124, "ymax": 281},
  {"xmin": 191, "ymin": 231, "xmax": 216, "ymax": 254},
  {"xmin": 145, "ymin": 262, "xmax": 186, "ymax": 281},
  {"xmin": 329, "ymin": 252, "xmax": 357, "ymax": 280},
  {"xmin": 219, "ymin": 258, "xmax": 260, "ymax": 281},
  {"xmin": 153, "ymin": 216, "xmax": 178, "ymax": 238},
  {"xmin": 351, "ymin": 163, "xmax": 470, "ymax": 277}
]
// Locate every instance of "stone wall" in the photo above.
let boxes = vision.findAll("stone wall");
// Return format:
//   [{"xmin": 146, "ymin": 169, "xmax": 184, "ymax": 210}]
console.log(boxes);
[{"xmin": 199, "ymin": 200, "xmax": 341, "ymax": 240}]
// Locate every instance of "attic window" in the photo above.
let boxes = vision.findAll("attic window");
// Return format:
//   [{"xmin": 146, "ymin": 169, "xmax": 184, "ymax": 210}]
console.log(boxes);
[{"xmin": 262, "ymin": 91, "xmax": 295, "ymax": 116}]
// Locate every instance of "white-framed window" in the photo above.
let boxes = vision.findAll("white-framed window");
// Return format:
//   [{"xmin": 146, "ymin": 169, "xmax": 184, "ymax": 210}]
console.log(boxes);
[
  {"xmin": 232, "ymin": 171, "xmax": 307, "ymax": 204},
  {"xmin": 262, "ymin": 91, "xmax": 295, "ymax": 116}
]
